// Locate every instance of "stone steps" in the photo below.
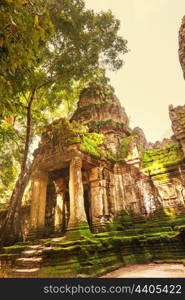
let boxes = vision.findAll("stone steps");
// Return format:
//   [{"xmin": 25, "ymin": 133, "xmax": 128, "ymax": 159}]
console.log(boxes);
[
  {"xmin": 26, "ymin": 245, "xmax": 43, "ymax": 250},
  {"xmin": 12, "ymin": 244, "xmax": 44, "ymax": 274},
  {"xmin": 15, "ymin": 256, "xmax": 42, "ymax": 268},
  {"xmin": 14, "ymin": 268, "xmax": 40, "ymax": 273},
  {"xmin": 21, "ymin": 249, "xmax": 42, "ymax": 258}
]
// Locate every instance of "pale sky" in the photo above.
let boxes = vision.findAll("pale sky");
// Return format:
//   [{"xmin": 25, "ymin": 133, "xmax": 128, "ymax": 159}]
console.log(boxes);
[{"xmin": 85, "ymin": 0, "xmax": 185, "ymax": 142}]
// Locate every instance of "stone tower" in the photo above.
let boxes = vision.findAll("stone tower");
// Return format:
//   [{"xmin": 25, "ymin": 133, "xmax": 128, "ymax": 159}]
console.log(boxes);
[
  {"xmin": 179, "ymin": 16, "xmax": 185, "ymax": 79},
  {"xmin": 29, "ymin": 85, "xmax": 185, "ymax": 239},
  {"xmin": 71, "ymin": 86, "xmax": 130, "ymax": 154}
]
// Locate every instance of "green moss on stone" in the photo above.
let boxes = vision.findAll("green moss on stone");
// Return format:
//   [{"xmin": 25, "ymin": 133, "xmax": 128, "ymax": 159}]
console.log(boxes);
[
  {"xmin": 142, "ymin": 141, "xmax": 184, "ymax": 176},
  {"xmin": 119, "ymin": 135, "xmax": 137, "ymax": 158},
  {"xmin": 81, "ymin": 133, "xmax": 104, "ymax": 158},
  {"xmin": 66, "ymin": 222, "xmax": 92, "ymax": 240},
  {"xmin": 105, "ymin": 134, "xmax": 139, "ymax": 162},
  {"xmin": 3, "ymin": 245, "xmax": 27, "ymax": 254},
  {"xmin": 87, "ymin": 120, "xmax": 131, "ymax": 133},
  {"xmin": 1, "ymin": 212, "xmax": 185, "ymax": 278},
  {"xmin": 174, "ymin": 225, "xmax": 185, "ymax": 231}
]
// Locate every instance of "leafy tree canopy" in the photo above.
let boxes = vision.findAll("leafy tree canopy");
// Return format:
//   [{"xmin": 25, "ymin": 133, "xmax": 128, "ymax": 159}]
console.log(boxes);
[
  {"xmin": 0, "ymin": 0, "xmax": 54, "ymax": 115},
  {"xmin": 0, "ymin": 0, "xmax": 128, "ymax": 118},
  {"xmin": 0, "ymin": 0, "xmax": 128, "ymax": 233}
]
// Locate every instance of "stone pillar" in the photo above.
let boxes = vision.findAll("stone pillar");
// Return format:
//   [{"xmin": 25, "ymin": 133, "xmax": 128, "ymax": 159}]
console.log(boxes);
[
  {"xmin": 30, "ymin": 171, "xmax": 48, "ymax": 235},
  {"xmin": 53, "ymin": 178, "xmax": 65, "ymax": 232},
  {"xmin": 89, "ymin": 166, "xmax": 109, "ymax": 233},
  {"xmin": 67, "ymin": 157, "xmax": 91, "ymax": 238},
  {"xmin": 90, "ymin": 180, "xmax": 104, "ymax": 232},
  {"xmin": 108, "ymin": 164, "xmax": 127, "ymax": 218},
  {"xmin": 122, "ymin": 169, "xmax": 139, "ymax": 215},
  {"xmin": 109, "ymin": 172, "xmax": 117, "ymax": 215}
]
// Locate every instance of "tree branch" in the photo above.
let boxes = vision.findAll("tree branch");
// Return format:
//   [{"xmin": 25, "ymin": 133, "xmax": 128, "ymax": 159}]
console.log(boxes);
[{"xmin": 21, "ymin": 87, "xmax": 36, "ymax": 172}]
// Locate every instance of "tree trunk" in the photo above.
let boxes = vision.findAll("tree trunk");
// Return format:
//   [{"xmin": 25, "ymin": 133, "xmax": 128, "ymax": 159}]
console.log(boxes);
[
  {"xmin": 0, "ymin": 89, "xmax": 36, "ymax": 246},
  {"xmin": 0, "ymin": 170, "xmax": 31, "ymax": 245}
]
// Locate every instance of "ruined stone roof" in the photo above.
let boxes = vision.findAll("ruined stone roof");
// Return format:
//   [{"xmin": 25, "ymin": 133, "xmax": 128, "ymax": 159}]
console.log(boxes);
[
  {"xmin": 71, "ymin": 86, "xmax": 129, "ymax": 131},
  {"xmin": 32, "ymin": 86, "xmax": 142, "ymax": 171},
  {"xmin": 179, "ymin": 16, "xmax": 185, "ymax": 78},
  {"xmin": 142, "ymin": 141, "xmax": 184, "ymax": 178},
  {"xmin": 169, "ymin": 104, "xmax": 185, "ymax": 140},
  {"xmin": 70, "ymin": 86, "xmax": 136, "ymax": 157}
]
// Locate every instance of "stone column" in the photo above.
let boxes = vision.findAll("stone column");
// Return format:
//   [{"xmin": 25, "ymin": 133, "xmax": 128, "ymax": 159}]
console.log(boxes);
[
  {"xmin": 90, "ymin": 180, "xmax": 104, "ymax": 232},
  {"xmin": 30, "ymin": 171, "xmax": 48, "ymax": 235},
  {"xmin": 109, "ymin": 164, "xmax": 126, "ymax": 216},
  {"xmin": 89, "ymin": 167, "xmax": 109, "ymax": 233},
  {"xmin": 53, "ymin": 177, "xmax": 65, "ymax": 232},
  {"xmin": 67, "ymin": 157, "xmax": 91, "ymax": 238}
]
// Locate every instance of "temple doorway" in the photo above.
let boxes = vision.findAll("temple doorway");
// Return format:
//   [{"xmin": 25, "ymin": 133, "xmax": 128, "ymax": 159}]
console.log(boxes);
[
  {"xmin": 83, "ymin": 183, "xmax": 91, "ymax": 229},
  {"xmin": 45, "ymin": 168, "xmax": 70, "ymax": 236}
]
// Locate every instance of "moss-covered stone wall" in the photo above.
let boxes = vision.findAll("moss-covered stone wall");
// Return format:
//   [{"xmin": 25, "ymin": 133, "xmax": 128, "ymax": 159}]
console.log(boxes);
[
  {"xmin": 1, "ymin": 212, "xmax": 185, "ymax": 278},
  {"xmin": 141, "ymin": 141, "xmax": 184, "ymax": 176}
]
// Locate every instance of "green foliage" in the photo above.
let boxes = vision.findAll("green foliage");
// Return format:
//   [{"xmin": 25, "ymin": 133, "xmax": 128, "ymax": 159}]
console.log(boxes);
[
  {"xmin": 0, "ymin": 120, "xmax": 21, "ymax": 202},
  {"xmin": 106, "ymin": 151, "xmax": 118, "ymax": 162},
  {"xmin": 81, "ymin": 132, "xmax": 105, "ymax": 158},
  {"xmin": 42, "ymin": 118, "xmax": 86, "ymax": 146},
  {"xmin": 49, "ymin": 1, "xmax": 128, "ymax": 78},
  {"xmin": 41, "ymin": 118, "xmax": 106, "ymax": 161},
  {"xmin": 105, "ymin": 134, "xmax": 138, "ymax": 162},
  {"xmin": 0, "ymin": 0, "xmax": 54, "ymax": 114},
  {"xmin": 119, "ymin": 135, "xmax": 135, "ymax": 158},
  {"xmin": 142, "ymin": 141, "xmax": 184, "ymax": 175}
]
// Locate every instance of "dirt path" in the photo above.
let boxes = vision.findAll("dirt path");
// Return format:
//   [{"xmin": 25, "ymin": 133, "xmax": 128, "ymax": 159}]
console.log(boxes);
[{"xmin": 101, "ymin": 263, "xmax": 185, "ymax": 278}]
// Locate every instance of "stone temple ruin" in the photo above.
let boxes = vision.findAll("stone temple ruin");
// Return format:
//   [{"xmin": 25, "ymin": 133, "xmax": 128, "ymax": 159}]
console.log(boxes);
[
  {"xmin": 29, "ymin": 84, "xmax": 185, "ymax": 239},
  {"xmin": 1, "ymin": 16, "xmax": 185, "ymax": 279},
  {"xmin": 26, "ymin": 16, "xmax": 185, "ymax": 241}
]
